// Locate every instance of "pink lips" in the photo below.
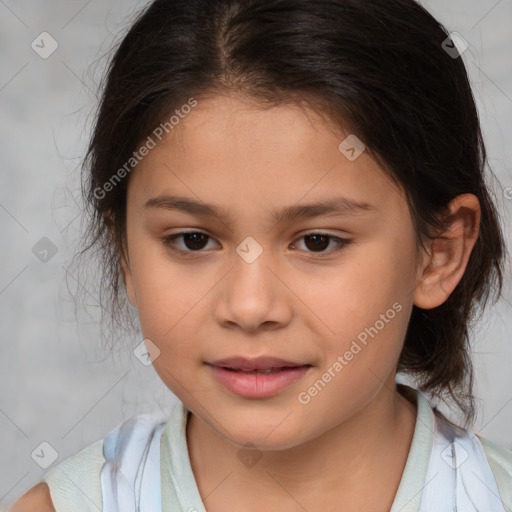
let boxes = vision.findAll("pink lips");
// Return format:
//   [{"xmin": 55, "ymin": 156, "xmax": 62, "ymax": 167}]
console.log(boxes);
[{"xmin": 207, "ymin": 356, "xmax": 312, "ymax": 398}]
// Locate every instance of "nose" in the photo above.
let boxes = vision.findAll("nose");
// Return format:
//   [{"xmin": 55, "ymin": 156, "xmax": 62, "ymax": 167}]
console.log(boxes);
[{"xmin": 214, "ymin": 243, "xmax": 292, "ymax": 333}]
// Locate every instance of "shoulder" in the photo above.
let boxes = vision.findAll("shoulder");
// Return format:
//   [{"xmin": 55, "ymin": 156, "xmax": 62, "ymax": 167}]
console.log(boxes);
[
  {"xmin": 9, "ymin": 482, "xmax": 54, "ymax": 512},
  {"xmin": 477, "ymin": 433, "xmax": 512, "ymax": 477},
  {"xmin": 10, "ymin": 439, "xmax": 104, "ymax": 512},
  {"xmin": 9, "ymin": 412, "xmax": 170, "ymax": 512},
  {"xmin": 476, "ymin": 433, "xmax": 512, "ymax": 508},
  {"xmin": 41, "ymin": 438, "xmax": 104, "ymax": 512},
  {"xmin": 9, "ymin": 437, "xmax": 105, "ymax": 512}
]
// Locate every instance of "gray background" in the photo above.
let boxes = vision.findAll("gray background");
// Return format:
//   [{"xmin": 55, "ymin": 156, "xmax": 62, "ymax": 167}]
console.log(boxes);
[{"xmin": 1, "ymin": 0, "xmax": 511, "ymax": 506}]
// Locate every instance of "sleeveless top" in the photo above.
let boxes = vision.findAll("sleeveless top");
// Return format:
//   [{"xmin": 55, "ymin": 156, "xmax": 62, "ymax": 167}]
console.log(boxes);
[{"xmin": 41, "ymin": 385, "xmax": 512, "ymax": 512}]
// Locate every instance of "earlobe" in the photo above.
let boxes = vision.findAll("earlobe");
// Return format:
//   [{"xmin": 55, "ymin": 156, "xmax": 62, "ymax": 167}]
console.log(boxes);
[{"xmin": 413, "ymin": 194, "xmax": 481, "ymax": 310}]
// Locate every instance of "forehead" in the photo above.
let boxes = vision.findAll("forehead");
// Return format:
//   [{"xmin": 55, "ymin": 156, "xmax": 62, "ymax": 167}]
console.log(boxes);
[{"xmin": 128, "ymin": 93, "xmax": 406, "ymax": 221}]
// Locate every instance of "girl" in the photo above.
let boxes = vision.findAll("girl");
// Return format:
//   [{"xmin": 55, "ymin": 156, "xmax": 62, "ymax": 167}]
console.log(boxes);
[{"xmin": 11, "ymin": 0, "xmax": 512, "ymax": 510}]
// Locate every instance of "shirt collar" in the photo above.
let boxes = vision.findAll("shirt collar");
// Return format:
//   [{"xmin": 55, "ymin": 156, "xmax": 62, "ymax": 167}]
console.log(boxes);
[{"xmin": 390, "ymin": 384, "xmax": 436, "ymax": 512}]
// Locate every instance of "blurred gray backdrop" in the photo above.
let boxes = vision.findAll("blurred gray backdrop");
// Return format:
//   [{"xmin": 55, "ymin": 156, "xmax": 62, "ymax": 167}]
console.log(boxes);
[{"xmin": 1, "ymin": 0, "xmax": 511, "ymax": 505}]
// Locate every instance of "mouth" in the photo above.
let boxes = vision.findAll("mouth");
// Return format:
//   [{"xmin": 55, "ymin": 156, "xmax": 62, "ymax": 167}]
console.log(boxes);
[
  {"xmin": 206, "ymin": 357, "xmax": 313, "ymax": 398},
  {"xmin": 216, "ymin": 366, "xmax": 311, "ymax": 374},
  {"xmin": 207, "ymin": 355, "xmax": 311, "ymax": 372}
]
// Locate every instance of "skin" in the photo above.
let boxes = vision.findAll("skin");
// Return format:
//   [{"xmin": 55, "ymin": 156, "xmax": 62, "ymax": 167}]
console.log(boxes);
[{"xmin": 11, "ymin": 92, "xmax": 480, "ymax": 512}]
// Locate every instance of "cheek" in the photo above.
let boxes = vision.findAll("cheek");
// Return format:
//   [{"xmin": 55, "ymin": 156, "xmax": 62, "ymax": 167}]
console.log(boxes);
[
  {"xmin": 310, "ymin": 239, "xmax": 414, "ymax": 367},
  {"xmin": 127, "ymin": 242, "xmax": 191, "ymax": 338},
  {"xmin": 314, "ymin": 250, "xmax": 402, "ymax": 326},
  {"xmin": 128, "ymin": 244, "xmax": 220, "ymax": 369}
]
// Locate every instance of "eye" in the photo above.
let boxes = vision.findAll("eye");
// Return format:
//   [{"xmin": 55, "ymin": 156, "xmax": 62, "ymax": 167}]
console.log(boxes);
[
  {"xmin": 161, "ymin": 231, "xmax": 351, "ymax": 256},
  {"xmin": 162, "ymin": 231, "xmax": 218, "ymax": 253},
  {"xmin": 291, "ymin": 233, "xmax": 351, "ymax": 255}
]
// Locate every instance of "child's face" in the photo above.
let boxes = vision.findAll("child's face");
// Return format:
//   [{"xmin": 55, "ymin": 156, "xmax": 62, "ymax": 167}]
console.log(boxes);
[{"xmin": 123, "ymin": 92, "xmax": 426, "ymax": 449}]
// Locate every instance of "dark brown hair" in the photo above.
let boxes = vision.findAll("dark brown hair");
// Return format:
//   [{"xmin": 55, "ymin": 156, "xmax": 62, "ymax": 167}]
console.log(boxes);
[{"xmin": 74, "ymin": 0, "xmax": 507, "ymax": 428}]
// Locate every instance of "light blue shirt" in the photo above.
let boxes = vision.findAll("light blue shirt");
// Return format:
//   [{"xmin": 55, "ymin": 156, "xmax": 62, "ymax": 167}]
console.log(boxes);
[{"xmin": 41, "ymin": 385, "xmax": 512, "ymax": 511}]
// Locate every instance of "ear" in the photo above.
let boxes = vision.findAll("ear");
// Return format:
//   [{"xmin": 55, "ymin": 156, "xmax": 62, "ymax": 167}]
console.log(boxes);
[
  {"xmin": 413, "ymin": 193, "xmax": 480, "ymax": 309},
  {"xmin": 104, "ymin": 211, "xmax": 138, "ymax": 307}
]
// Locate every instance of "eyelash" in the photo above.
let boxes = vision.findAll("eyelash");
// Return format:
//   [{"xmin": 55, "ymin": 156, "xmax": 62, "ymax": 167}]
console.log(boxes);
[{"xmin": 161, "ymin": 231, "xmax": 351, "ymax": 258}]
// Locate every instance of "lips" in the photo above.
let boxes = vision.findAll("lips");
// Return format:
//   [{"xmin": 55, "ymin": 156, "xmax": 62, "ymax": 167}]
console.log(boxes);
[
  {"xmin": 207, "ymin": 356, "xmax": 310, "ymax": 372},
  {"xmin": 207, "ymin": 359, "xmax": 312, "ymax": 398}
]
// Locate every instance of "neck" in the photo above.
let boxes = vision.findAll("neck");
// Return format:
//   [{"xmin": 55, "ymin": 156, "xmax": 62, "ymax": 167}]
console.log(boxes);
[{"xmin": 186, "ymin": 378, "xmax": 417, "ymax": 511}]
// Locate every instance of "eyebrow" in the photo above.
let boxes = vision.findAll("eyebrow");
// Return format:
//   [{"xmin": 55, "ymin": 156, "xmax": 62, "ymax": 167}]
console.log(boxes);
[{"xmin": 143, "ymin": 194, "xmax": 376, "ymax": 224}]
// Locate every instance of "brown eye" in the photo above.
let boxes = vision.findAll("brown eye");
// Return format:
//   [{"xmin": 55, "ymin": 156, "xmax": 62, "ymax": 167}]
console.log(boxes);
[
  {"xmin": 292, "ymin": 233, "xmax": 351, "ymax": 255},
  {"xmin": 162, "ymin": 231, "xmax": 216, "ymax": 252},
  {"xmin": 303, "ymin": 234, "xmax": 330, "ymax": 252}
]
